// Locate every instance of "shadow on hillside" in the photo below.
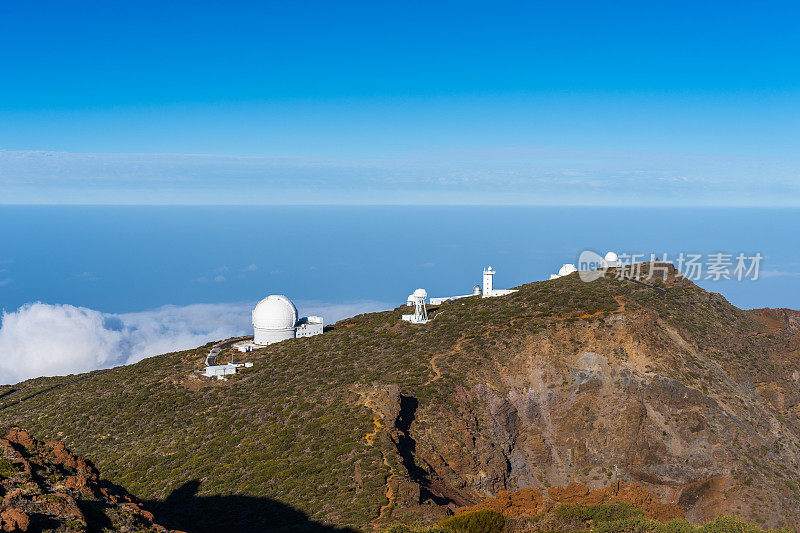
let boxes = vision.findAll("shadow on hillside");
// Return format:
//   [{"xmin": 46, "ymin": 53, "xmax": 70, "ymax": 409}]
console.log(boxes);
[{"xmin": 145, "ymin": 480, "xmax": 358, "ymax": 533}]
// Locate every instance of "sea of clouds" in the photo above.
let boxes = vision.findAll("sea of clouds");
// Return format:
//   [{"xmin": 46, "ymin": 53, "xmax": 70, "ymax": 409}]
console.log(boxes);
[{"xmin": 0, "ymin": 300, "xmax": 390, "ymax": 384}]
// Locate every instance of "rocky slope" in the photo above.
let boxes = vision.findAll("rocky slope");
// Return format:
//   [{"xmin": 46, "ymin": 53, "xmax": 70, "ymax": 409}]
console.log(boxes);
[
  {"xmin": 1, "ymin": 263, "xmax": 799, "ymax": 531},
  {"xmin": 0, "ymin": 427, "xmax": 176, "ymax": 532}
]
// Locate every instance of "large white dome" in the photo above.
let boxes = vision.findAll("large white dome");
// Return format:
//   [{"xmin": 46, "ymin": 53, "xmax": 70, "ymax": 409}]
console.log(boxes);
[
  {"xmin": 604, "ymin": 251, "xmax": 619, "ymax": 262},
  {"xmin": 252, "ymin": 295, "xmax": 298, "ymax": 331},
  {"xmin": 558, "ymin": 263, "xmax": 577, "ymax": 276}
]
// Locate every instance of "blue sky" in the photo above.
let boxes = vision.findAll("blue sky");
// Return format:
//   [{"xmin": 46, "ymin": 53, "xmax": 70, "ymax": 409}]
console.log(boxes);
[{"xmin": 1, "ymin": 1, "xmax": 798, "ymax": 204}]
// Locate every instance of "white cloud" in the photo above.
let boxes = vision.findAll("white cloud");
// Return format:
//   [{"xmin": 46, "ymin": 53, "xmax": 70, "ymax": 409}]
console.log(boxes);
[
  {"xmin": 213, "ymin": 275, "xmax": 227, "ymax": 283},
  {"xmin": 0, "ymin": 278, "xmax": 12, "ymax": 287},
  {"xmin": 2, "ymin": 148, "xmax": 800, "ymax": 206},
  {"xmin": 243, "ymin": 264, "xmax": 258, "ymax": 272},
  {"xmin": 0, "ymin": 300, "xmax": 390, "ymax": 384}
]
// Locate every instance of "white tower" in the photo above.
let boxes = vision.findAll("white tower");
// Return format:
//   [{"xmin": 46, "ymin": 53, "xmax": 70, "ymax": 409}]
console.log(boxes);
[
  {"xmin": 483, "ymin": 266, "xmax": 495, "ymax": 296},
  {"xmin": 402, "ymin": 288, "xmax": 429, "ymax": 324},
  {"xmin": 411, "ymin": 288, "xmax": 428, "ymax": 323}
]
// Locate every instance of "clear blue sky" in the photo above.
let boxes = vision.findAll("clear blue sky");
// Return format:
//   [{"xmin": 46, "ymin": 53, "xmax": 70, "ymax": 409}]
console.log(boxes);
[{"xmin": 1, "ymin": 1, "xmax": 798, "ymax": 204}]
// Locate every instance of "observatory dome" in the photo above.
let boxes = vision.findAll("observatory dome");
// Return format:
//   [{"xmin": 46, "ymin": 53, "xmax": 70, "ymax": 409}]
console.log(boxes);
[
  {"xmin": 252, "ymin": 295, "xmax": 298, "ymax": 331},
  {"xmin": 413, "ymin": 288, "xmax": 428, "ymax": 299},
  {"xmin": 604, "ymin": 252, "xmax": 619, "ymax": 262},
  {"xmin": 473, "ymin": 285, "xmax": 482, "ymax": 295},
  {"xmin": 558, "ymin": 263, "xmax": 577, "ymax": 276}
]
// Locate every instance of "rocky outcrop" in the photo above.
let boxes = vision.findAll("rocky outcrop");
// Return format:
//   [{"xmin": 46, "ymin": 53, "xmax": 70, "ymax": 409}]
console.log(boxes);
[
  {"xmin": 0, "ymin": 428, "xmax": 180, "ymax": 533},
  {"xmin": 389, "ymin": 273, "xmax": 800, "ymax": 528}
]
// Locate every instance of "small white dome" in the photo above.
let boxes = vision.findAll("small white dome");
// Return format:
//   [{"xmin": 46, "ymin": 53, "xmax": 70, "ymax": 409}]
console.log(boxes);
[
  {"xmin": 473, "ymin": 285, "xmax": 482, "ymax": 295},
  {"xmin": 407, "ymin": 294, "xmax": 416, "ymax": 305},
  {"xmin": 558, "ymin": 263, "xmax": 577, "ymax": 276},
  {"xmin": 413, "ymin": 288, "xmax": 428, "ymax": 299},
  {"xmin": 604, "ymin": 252, "xmax": 619, "ymax": 262},
  {"xmin": 252, "ymin": 295, "xmax": 298, "ymax": 330}
]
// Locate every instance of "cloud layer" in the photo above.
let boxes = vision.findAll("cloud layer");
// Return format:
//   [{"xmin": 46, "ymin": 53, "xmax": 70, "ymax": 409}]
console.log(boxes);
[
  {"xmin": 2, "ymin": 149, "xmax": 799, "ymax": 206},
  {"xmin": 0, "ymin": 300, "xmax": 389, "ymax": 385}
]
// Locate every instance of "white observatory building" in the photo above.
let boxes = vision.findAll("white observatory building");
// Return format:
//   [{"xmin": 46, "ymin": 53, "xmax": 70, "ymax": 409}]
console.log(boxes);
[
  {"xmin": 422, "ymin": 266, "xmax": 518, "ymax": 309},
  {"xmin": 549, "ymin": 251, "xmax": 622, "ymax": 280},
  {"xmin": 235, "ymin": 294, "xmax": 323, "ymax": 352},
  {"xmin": 481, "ymin": 266, "xmax": 518, "ymax": 298},
  {"xmin": 402, "ymin": 288, "xmax": 430, "ymax": 324},
  {"xmin": 603, "ymin": 251, "xmax": 622, "ymax": 267},
  {"xmin": 550, "ymin": 263, "xmax": 577, "ymax": 280}
]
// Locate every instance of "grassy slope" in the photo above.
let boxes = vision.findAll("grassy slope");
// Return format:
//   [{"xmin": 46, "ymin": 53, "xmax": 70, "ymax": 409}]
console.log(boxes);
[{"xmin": 0, "ymin": 270, "xmax": 796, "ymax": 530}]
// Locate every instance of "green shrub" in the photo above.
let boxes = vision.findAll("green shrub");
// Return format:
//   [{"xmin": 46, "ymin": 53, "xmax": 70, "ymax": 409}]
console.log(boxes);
[
  {"xmin": 593, "ymin": 516, "xmax": 665, "ymax": 533},
  {"xmin": 0, "ymin": 458, "xmax": 14, "ymax": 477},
  {"xmin": 554, "ymin": 502, "xmax": 643, "ymax": 523},
  {"xmin": 387, "ymin": 525, "xmax": 446, "ymax": 533},
  {"xmin": 588, "ymin": 502, "xmax": 643, "ymax": 522},
  {"xmin": 437, "ymin": 510, "xmax": 505, "ymax": 533},
  {"xmin": 699, "ymin": 515, "xmax": 791, "ymax": 533},
  {"xmin": 663, "ymin": 519, "xmax": 699, "ymax": 533}
]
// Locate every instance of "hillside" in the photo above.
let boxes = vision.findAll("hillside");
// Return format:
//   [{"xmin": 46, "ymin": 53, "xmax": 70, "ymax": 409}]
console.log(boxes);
[
  {"xmin": 1, "ymin": 263, "xmax": 800, "ymax": 531},
  {"xmin": 0, "ymin": 427, "xmax": 176, "ymax": 532}
]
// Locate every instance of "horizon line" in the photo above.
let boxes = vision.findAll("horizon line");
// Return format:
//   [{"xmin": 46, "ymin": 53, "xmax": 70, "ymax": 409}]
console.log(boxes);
[{"xmin": 2, "ymin": 203, "xmax": 800, "ymax": 208}]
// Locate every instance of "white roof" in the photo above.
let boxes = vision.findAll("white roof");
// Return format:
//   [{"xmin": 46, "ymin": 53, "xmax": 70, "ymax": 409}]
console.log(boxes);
[
  {"xmin": 252, "ymin": 295, "xmax": 298, "ymax": 330},
  {"xmin": 558, "ymin": 263, "xmax": 577, "ymax": 276},
  {"xmin": 604, "ymin": 251, "xmax": 619, "ymax": 262}
]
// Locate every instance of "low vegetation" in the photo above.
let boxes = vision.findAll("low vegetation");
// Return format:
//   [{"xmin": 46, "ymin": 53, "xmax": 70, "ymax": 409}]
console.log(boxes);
[
  {"xmin": 0, "ymin": 265, "xmax": 798, "ymax": 530},
  {"xmin": 387, "ymin": 506, "xmax": 792, "ymax": 533}
]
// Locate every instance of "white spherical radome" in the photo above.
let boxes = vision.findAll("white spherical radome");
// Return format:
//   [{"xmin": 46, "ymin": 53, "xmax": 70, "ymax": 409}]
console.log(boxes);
[
  {"xmin": 558, "ymin": 263, "xmax": 577, "ymax": 276},
  {"xmin": 604, "ymin": 251, "xmax": 619, "ymax": 262},
  {"xmin": 252, "ymin": 295, "xmax": 298, "ymax": 330}
]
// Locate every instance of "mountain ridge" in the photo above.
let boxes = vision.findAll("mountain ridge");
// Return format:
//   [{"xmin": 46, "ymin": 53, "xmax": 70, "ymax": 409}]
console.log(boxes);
[{"xmin": 1, "ymin": 264, "xmax": 799, "ymax": 530}]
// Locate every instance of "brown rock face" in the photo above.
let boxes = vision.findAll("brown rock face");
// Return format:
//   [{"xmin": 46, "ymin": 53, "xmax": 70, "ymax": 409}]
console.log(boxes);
[
  {"xmin": 378, "ymin": 273, "xmax": 800, "ymax": 528},
  {"xmin": 0, "ymin": 508, "xmax": 29, "ymax": 532},
  {"xmin": 0, "ymin": 428, "xmax": 174, "ymax": 532}
]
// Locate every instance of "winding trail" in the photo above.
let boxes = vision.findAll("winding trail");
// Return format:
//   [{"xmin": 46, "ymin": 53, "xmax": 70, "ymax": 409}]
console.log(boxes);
[
  {"xmin": 424, "ymin": 336, "xmax": 467, "ymax": 386},
  {"xmin": 613, "ymin": 295, "xmax": 628, "ymax": 314},
  {"xmin": 424, "ymin": 353, "xmax": 444, "ymax": 386}
]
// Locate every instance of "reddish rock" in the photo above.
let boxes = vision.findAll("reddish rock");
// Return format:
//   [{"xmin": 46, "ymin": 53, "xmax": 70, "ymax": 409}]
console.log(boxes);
[
  {"xmin": 1, "ymin": 490, "xmax": 21, "ymax": 506},
  {"xmin": 548, "ymin": 481, "xmax": 590, "ymax": 503},
  {"xmin": 0, "ymin": 508, "xmax": 29, "ymax": 532},
  {"xmin": 5, "ymin": 430, "xmax": 34, "ymax": 450},
  {"xmin": 0, "ymin": 429, "xmax": 169, "ymax": 532},
  {"xmin": 46, "ymin": 440, "xmax": 79, "ymax": 470}
]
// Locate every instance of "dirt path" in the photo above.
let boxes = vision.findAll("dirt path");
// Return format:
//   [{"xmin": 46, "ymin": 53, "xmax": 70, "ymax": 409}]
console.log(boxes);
[
  {"xmin": 425, "ymin": 336, "xmax": 468, "ymax": 386},
  {"xmin": 364, "ymin": 414, "xmax": 383, "ymax": 446},
  {"xmin": 424, "ymin": 352, "xmax": 444, "ymax": 386},
  {"xmin": 613, "ymin": 295, "xmax": 627, "ymax": 314}
]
